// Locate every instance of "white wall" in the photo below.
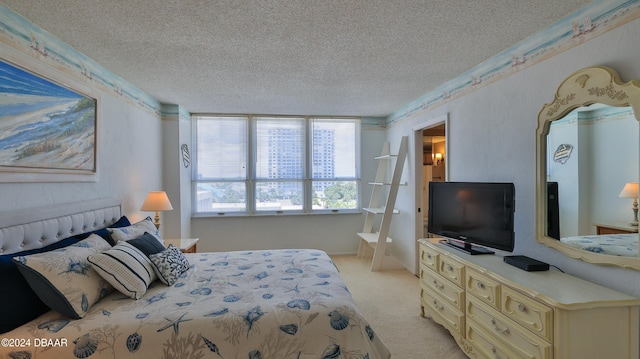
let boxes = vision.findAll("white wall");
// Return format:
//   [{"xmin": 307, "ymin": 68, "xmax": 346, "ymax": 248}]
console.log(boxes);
[
  {"xmin": 161, "ymin": 105, "xmax": 193, "ymax": 239},
  {"xmin": 386, "ymin": 19, "xmax": 640, "ymax": 296}
]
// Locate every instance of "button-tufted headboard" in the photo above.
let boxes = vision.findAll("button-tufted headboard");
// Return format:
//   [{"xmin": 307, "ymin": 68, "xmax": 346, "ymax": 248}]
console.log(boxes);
[{"xmin": 0, "ymin": 198, "xmax": 122, "ymax": 255}]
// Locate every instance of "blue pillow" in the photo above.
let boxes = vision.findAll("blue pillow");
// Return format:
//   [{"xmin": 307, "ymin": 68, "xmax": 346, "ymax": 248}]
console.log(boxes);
[
  {"xmin": 76, "ymin": 216, "xmax": 131, "ymax": 246},
  {"xmin": 0, "ymin": 215, "xmax": 130, "ymax": 333},
  {"xmin": 127, "ymin": 232, "xmax": 165, "ymax": 256}
]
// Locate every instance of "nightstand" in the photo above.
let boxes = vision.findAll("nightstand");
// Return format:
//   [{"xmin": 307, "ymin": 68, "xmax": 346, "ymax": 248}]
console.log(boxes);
[
  {"xmin": 164, "ymin": 238, "xmax": 199, "ymax": 253},
  {"xmin": 594, "ymin": 223, "xmax": 638, "ymax": 235}
]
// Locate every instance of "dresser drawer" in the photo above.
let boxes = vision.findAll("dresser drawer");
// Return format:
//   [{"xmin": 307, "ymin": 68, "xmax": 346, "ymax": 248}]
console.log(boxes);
[
  {"xmin": 420, "ymin": 245, "xmax": 439, "ymax": 271},
  {"xmin": 421, "ymin": 265, "xmax": 465, "ymax": 312},
  {"xmin": 422, "ymin": 290, "xmax": 465, "ymax": 337},
  {"xmin": 467, "ymin": 319, "xmax": 530, "ymax": 359},
  {"xmin": 438, "ymin": 255, "xmax": 465, "ymax": 287},
  {"xmin": 467, "ymin": 296, "xmax": 551, "ymax": 359},
  {"xmin": 501, "ymin": 286, "xmax": 553, "ymax": 341},
  {"xmin": 466, "ymin": 267, "xmax": 501, "ymax": 310}
]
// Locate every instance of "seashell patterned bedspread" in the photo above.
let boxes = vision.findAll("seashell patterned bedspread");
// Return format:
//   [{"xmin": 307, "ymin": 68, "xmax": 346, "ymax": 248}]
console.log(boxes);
[
  {"xmin": 1, "ymin": 249, "xmax": 391, "ymax": 359},
  {"xmin": 560, "ymin": 233, "xmax": 638, "ymax": 257}
]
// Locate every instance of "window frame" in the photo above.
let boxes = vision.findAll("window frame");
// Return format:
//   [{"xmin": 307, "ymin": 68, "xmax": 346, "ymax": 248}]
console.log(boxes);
[{"xmin": 192, "ymin": 114, "xmax": 361, "ymax": 216}]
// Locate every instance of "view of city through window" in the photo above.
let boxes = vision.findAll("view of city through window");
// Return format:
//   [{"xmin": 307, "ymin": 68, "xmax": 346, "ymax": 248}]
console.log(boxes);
[{"xmin": 194, "ymin": 116, "xmax": 359, "ymax": 214}]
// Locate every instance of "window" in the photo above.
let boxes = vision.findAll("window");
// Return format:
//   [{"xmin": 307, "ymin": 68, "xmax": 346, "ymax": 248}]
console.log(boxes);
[{"xmin": 193, "ymin": 115, "xmax": 360, "ymax": 215}]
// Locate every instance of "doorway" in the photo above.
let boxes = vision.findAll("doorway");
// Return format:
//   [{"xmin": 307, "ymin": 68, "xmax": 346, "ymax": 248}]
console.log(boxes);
[
  {"xmin": 412, "ymin": 114, "xmax": 448, "ymax": 273},
  {"xmin": 421, "ymin": 124, "xmax": 447, "ymax": 234}
]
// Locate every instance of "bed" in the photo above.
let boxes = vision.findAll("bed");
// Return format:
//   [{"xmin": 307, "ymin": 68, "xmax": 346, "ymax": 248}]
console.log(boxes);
[
  {"xmin": 560, "ymin": 233, "xmax": 638, "ymax": 257},
  {"xmin": 0, "ymin": 199, "xmax": 391, "ymax": 359}
]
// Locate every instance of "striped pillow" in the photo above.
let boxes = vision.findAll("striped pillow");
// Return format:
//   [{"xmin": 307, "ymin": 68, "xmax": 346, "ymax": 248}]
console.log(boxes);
[{"xmin": 87, "ymin": 241, "xmax": 156, "ymax": 299}]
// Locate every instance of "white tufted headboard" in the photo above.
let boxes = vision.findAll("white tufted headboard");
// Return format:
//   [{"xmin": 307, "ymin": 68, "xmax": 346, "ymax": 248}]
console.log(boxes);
[{"xmin": 0, "ymin": 198, "xmax": 121, "ymax": 255}]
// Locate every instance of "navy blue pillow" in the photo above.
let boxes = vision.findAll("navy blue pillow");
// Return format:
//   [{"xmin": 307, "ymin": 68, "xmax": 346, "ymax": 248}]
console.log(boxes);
[
  {"xmin": 76, "ymin": 216, "xmax": 131, "ymax": 246},
  {"xmin": 0, "ymin": 215, "xmax": 131, "ymax": 333},
  {"xmin": 127, "ymin": 232, "xmax": 165, "ymax": 256}
]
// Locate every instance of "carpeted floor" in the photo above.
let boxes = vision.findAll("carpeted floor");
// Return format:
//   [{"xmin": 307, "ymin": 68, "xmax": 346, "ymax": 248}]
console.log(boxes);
[{"xmin": 331, "ymin": 255, "xmax": 468, "ymax": 359}]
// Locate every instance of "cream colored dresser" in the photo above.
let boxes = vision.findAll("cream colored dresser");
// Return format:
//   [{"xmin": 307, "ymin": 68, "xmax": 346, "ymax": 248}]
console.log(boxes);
[{"xmin": 418, "ymin": 239, "xmax": 640, "ymax": 359}]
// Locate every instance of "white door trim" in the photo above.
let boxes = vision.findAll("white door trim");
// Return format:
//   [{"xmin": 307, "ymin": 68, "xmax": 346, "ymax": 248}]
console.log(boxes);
[{"xmin": 412, "ymin": 113, "xmax": 449, "ymax": 274}]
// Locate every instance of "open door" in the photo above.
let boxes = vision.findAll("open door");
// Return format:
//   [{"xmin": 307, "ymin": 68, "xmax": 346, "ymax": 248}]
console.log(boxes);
[
  {"xmin": 421, "ymin": 125, "xmax": 446, "ymax": 234},
  {"xmin": 412, "ymin": 114, "xmax": 448, "ymax": 274}
]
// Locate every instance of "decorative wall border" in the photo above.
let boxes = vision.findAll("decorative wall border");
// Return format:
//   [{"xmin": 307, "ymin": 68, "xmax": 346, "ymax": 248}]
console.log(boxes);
[
  {"xmin": 3, "ymin": 2, "xmax": 638, "ymax": 127},
  {"xmin": 387, "ymin": 0, "xmax": 640, "ymax": 126},
  {"xmin": 0, "ymin": 5, "xmax": 161, "ymax": 117}
]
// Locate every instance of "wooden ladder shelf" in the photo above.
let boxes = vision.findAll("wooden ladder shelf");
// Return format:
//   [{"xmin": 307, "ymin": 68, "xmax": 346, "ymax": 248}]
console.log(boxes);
[{"xmin": 357, "ymin": 136, "xmax": 408, "ymax": 271}]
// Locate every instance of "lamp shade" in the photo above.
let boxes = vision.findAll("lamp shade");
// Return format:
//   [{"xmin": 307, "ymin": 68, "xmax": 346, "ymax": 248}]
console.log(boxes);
[
  {"xmin": 619, "ymin": 182, "xmax": 639, "ymax": 198},
  {"xmin": 141, "ymin": 191, "xmax": 173, "ymax": 211}
]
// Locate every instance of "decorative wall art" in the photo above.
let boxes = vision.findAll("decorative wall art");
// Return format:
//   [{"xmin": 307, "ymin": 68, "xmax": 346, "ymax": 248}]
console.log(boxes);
[
  {"xmin": 0, "ymin": 60, "xmax": 97, "ymax": 182},
  {"xmin": 181, "ymin": 144, "xmax": 191, "ymax": 168},
  {"xmin": 553, "ymin": 144, "xmax": 573, "ymax": 164}
]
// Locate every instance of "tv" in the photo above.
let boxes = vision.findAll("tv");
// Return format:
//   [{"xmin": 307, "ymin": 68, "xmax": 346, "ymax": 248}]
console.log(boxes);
[
  {"xmin": 427, "ymin": 181, "xmax": 515, "ymax": 255},
  {"xmin": 546, "ymin": 182, "xmax": 560, "ymax": 240}
]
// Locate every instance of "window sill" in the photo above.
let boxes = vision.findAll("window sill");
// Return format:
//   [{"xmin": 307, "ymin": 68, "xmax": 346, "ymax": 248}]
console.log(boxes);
[{"xmin": 191, "ymin": 209, "xmax": 362, "ymax": 219}]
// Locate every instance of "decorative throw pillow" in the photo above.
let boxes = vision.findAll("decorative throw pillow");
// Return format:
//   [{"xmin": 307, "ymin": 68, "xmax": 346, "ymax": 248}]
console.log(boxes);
[
  {"xmin": 87, "ymin": 241, "xmax": 157, "ymax": 300},
  {"xmin": 127, "ymin": 232, "xmax": 166, "ymax": 256},
  {"xmin": 0, "ymin": 235, "xmax": 83, "ymax": 333},
  {"xmin": 77, "ymin": 215, "xmax": 132, "ymax": 246},
  {"xmin": 0, "ymin": 217, "xmax": 131, "ymax": 333},
  {"xmin": 149, "ymin": 245, "xmax": 191, "ymax": 286},
  {"xmin": 108, "ymin": 217, "xmax": 162, "ymax": 244},
  {"xmin": 13, "ymin": 234, "xmax": 113, "ymax": 319}
]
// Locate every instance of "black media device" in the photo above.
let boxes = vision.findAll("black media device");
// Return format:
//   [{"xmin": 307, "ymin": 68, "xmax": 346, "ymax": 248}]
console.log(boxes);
[
  {"xmin": 547, "ymin": 182, "xmax": 560, "ymax": 240},
  {"xmin": 427, "ymin": 181, "xmax": 515, "ymax": 255},
  {"xmin": 503, "ymin": 255, "xmax": 549, "ymax": 271}
]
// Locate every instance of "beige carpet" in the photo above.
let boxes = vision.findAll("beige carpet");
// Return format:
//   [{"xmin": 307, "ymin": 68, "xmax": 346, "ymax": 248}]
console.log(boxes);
[{"xmin": 331, "ymin": 255, "xmax": 468, "ymax": 359}]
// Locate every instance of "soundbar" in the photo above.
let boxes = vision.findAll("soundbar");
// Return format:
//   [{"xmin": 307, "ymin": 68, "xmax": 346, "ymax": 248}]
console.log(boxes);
[{"xmin": 503, "ymin": 255, "xmax": 549, "ymax": 272}]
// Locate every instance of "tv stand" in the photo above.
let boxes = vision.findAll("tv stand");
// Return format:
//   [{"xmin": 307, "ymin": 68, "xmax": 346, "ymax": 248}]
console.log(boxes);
[
  {"xmin": 441, "ymin": 239, "xmax": 494, "ymax": 255},
  {"xmin": 419, "ymin": 239, "xmax": 640, "ymax": 359}
]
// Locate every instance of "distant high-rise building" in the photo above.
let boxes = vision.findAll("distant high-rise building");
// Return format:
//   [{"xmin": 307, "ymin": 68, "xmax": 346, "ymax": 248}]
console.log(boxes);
[{"xmin": 266, "ymin": 128, "xmax": 335, "ymax": 194}]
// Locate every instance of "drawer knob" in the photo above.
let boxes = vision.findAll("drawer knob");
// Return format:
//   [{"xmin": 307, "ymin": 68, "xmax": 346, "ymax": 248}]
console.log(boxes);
[
  {"xmin": 477, "ymin": 281, "xmax": 485, "ymax": 290},
  {"xmin": 433, "ymin": 280, "xmax": 444, "ymax": 290},
  {"xmin": 518, "ymin": 303, "xmax": 526, "ymax": 312},
  {"xmin": 432, "ymin": 300, "xmax": 444, "ymax": 311},
  {"xmin": 491, "ymin": 318, "xmax": 510, "ymax": 335},
  {"xmin": 491, "ymin": 346, "xmax": 510, "ymax": 359},
  {"xmin": 447, "ymin": 265, "xmax": 453, "ymax": 271}
]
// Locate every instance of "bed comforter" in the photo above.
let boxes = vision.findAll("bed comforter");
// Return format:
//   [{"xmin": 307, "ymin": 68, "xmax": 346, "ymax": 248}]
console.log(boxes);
[
  {"xmin": 1, "ymin": 249, "xmax": 390, "ymax": 359},
  {"xmin": 560, "ymin": 233, "xmax": 638, "ymax": 257}
]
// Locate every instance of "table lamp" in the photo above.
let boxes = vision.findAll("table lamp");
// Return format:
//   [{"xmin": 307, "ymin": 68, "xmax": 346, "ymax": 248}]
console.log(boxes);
[
  {"xmin": 618, "ymin": 182, "xmax": 639, "ymax": 226},
  {"xmin": 141, "ymin": 191, "xmax": 173, "ymax": 229}
]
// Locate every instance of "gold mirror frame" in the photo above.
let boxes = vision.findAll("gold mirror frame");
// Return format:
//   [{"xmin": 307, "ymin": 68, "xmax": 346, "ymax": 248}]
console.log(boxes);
[{"xmin": 536, "ymin": 66, "xmax": 640, "ymax": 270}]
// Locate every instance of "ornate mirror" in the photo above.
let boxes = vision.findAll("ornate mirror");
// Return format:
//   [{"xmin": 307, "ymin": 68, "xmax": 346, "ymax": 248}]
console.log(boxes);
[{"xmin": 536, "ymin": 66, "xmax": 640, "ymax": 270}]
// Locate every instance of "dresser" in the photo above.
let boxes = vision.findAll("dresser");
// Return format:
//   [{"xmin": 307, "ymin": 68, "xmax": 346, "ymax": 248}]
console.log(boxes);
[
  {"xmin": 418, "ymin": 239, "xmax": 640, "ymax": 359},
  {"xmin": 594, "ymin": 222, "xmax": 638, "ymax": 235}
]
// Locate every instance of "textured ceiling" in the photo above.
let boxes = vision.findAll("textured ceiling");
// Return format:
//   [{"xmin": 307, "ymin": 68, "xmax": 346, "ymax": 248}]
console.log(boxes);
[{"xmin": 1, "ymin": 1, "xmax": 592, "ymax": 117}]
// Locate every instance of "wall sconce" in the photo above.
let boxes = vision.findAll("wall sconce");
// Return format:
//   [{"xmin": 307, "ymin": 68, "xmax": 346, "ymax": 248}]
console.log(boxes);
[
  {"xmin": 141, "ymin": 191, "xmax": 173, "ymax": 229},
  {"xmin": 618, "ymin": 182, "xmax": 639, "ymax": 226},
  {"xmin": 433, "ymin": 152, "xmax": 444, "ymax": 166}
]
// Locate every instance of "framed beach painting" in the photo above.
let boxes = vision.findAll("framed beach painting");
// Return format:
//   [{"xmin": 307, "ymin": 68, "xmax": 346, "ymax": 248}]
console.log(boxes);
[{"xmin": 0, "ymin": 59, "xmax": 97, "ymax": 182}]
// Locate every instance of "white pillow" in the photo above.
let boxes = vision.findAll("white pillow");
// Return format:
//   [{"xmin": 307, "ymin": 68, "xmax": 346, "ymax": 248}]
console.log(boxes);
[
  {"xmin": 88, "ymin": 241, "xmax": 156, "ymax": 299},
  {"xmin": 13, "ymin": 234, "xmax": 113, "ymax": 319},
  {"xmin": 108, "ymin": 217, "xmax": 162, "ymax": 244},
  {"xmin": 149, "ymin": 245, "xmax": 191, "ymax": 286}
]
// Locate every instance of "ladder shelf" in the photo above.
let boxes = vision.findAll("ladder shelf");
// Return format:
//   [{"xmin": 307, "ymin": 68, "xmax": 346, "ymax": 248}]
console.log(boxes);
[{"xmin": 356, "ymin": 136, "xmax": 408, "ymax": 271}]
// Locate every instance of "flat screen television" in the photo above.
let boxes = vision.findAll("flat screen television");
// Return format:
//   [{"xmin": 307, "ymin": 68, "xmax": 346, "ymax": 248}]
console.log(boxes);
[
  {"xmin": 427, "ymin": 181, "xmax": 515, "ymax": 255},
  {"xmin": 547, "ymin": 181, "xmax": 560, "ymax": 240}
]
